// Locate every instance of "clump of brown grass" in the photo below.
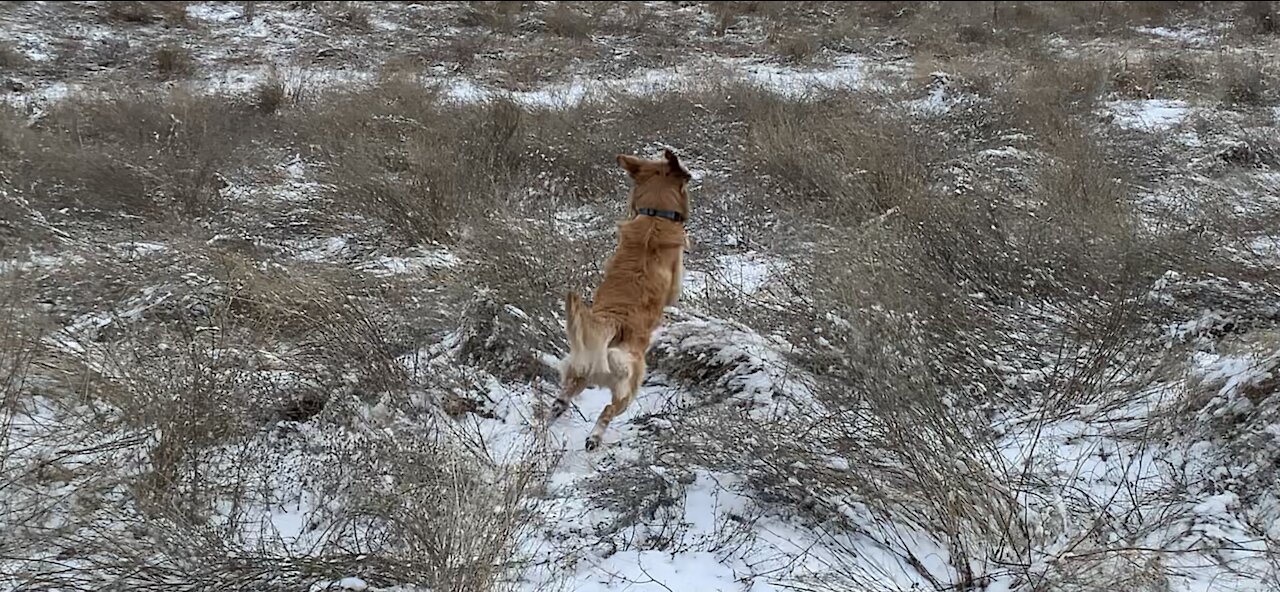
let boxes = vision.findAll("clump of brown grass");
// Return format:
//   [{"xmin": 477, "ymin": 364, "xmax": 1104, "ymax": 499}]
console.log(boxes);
[
  {"xmin": 770, "ymin": 31, "xmax": 820, "ymax": 63},
  {"xmin": 152, "ymin": 43, "xmax": 195, "ymax": 79},
  {"xmin": 1217, "ymin": 52, "xmax": 1273, "ymax": 106},
  {"xmin": 462, "ymin": 0, "xmax": 523, "ymax": 34},
  {"xmin": 324, "ymin": 1, "xmax": 372, "ymax": 31},
  {"xmin": 104, "ymin": 1, "xmax": 190, "ymax": 26},
  {"xmin": 252, "ymin": 68, "xmax": 289, "ymax": 113},
  {"xmin": 1240, "ymin": 0, "xmax": 1277, "ymax": 34},
  {"xmin": 544, "ymin": 2, "xmax": 594, "ymax": 40},
  {"xmin": 707, "ymin": 0, "xmax": 784, "ymax": 36},
  {"xmin": 1, "ymin": 245, "xmax": 549, "ymax": 591},
  {"xmin": 4, "ymin": 90, "xmax": 264, "ymax": 218},
  {"xmin": 301, "ymin": 79, "xmax": 523, "ymax": 244},
  {"xmin": 0, "ymin": 42, "xmax": 26, "ymax": 71}
]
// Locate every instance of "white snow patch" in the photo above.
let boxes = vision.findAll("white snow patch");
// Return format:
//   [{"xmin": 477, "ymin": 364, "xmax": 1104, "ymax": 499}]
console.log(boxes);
[
  {"xmin": 443, "ymin": 55, "xmax": 867, "ymax": 107},
  {"xmin": 185, "ymin": 1, "xmax": 244, "ymax": 23},
  {"xmin": 111, "ymin": 241, "xmax": 169, "ymax": 258},
  {"xmin": 2, "ymin": 81, "xmax": 78, "ymax": 108},
  {"xmin": 684, "ymin": 251, "xmax": 790, "ymax": 299},
  {"xmin": 294, "ymin": 236, "xmax": 350, "ymax": 263},
  {"xmin": 358, "ymin": 249, "xmax": 460, "ymax": 275},
  {"xmin": 1134, "ymin": 26, "xmax": 1214, "ymax": 45},
  {"xmin": 1108, "ymin": 99, "xmax": 1189, "ymax": 130}
]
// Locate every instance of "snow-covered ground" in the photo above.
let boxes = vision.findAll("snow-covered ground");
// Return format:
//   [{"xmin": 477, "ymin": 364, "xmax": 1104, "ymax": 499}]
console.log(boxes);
[{"xmin": 4, "ymin": 2, "xmax": 1280, "ymax": 592}]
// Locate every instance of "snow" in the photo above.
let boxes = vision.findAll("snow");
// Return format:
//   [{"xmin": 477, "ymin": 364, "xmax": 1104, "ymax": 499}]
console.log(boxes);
[
  {"xmin": 2, "ymin": 81, "xmax": 77, "ymax": 108},
  {"xmin": 294, "ymin": 236, "xmax": 350, "ymax": 262},
  {"xmin": 683, "ymin": 252, "xmax": 790, "ymax": 300},
  {"xmin": 308, "ymin": 577, "xmax": 370, "ymax": 592},
  {"xmin": 112, "ymin": 241, "xmax": 169, "ymax": 258},
  {"xmin": 444, "ymin": 55, "xmax": 868, "ymax": 107},
  {"xmin": 1134, "ymin": 26, "xmax": 1214, "ymax": 45},
  {"xmin": 733, "ymin": 54, "xmax": 867, "ymax": 97},
  {"xmin": 1108, "ymin": 99, "xmax": 1189, "ymax": 130},
  {"xmin": 6, "ymin": 50, "xmax": 869, "ymax": 111},
  {"xmin": 992, "ymin": 339, "xmax": 1280, "ymax": 592},
  {"xmin": 357, "ymin": 249, "xmax": 460, "ymax": 275},
  {"xmin": 185, "ymin": 1, "xmax": 244, "ymax": 23}
]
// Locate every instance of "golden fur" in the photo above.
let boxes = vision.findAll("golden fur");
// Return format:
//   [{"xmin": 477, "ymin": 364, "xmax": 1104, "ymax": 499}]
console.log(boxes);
[{"xmin": 550, "ymin": 149, "xmax": 692, "ymax": 450}]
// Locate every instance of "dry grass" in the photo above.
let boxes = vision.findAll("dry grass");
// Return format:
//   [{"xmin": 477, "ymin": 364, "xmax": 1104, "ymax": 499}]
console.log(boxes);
[
  {"xmin": 301, "ymin": 79, "xmax": 523, "ymax": 244},
  {"xmin": 104, "ymin": 1, "xmax": 190, "ymax": 26},
  {"xmin": 322, "ymin": 1, "xmax": 372, "ymax": 31},
  {"xmin": 5, "ymin": 3, "xmax": 1280, "ymax": 589},
  {"xmin": 253, "ymin": 76, "xmax": 287, "ymax": 113},
  {"xmin": 1216, "ymin": 52, "xmax": 1274, "ymax": 106},
  {"xmin": 0, "ymin": 42, "xmax": 26, "ymax": 71},
  {"xmin": 770, "ymin": 31, "xmax": 820, "ymax": 63},
  {"xmin": 0, "ymin": 241, "xmax": 550, "ymax": 590},
  {"xmin": 544, "ymin": 2, "xmax": 594, "ymax": 40},
  {"xmin": 3, "ymin": 90, "xmax": 265, "ymax": 218},
  {"xmin": 152, "ymin": 43, "xmax": 195, "ymax": 79},
  {"xmin": 462, "ymin": 0, "xmax": 524, "ymax": 34},
  {"xmin": 1240, "ymin": 0, "xmax": 1278, "ymax": 34}
]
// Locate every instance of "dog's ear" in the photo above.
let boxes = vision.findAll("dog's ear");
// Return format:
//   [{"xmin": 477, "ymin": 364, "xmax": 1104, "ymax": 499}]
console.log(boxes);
[
  {"xmin": 617, "ymin": 154, "xmax": 644, "ymax": 178},
  {"xmin": 664, "ymin": 148, "xmax": 692, "ymax": 181}
]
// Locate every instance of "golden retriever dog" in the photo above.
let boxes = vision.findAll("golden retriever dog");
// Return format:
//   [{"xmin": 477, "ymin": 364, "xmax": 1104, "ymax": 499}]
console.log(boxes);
[{"xmin": 549, "ymin": 148, "xmax": 691, "ymax": 451}]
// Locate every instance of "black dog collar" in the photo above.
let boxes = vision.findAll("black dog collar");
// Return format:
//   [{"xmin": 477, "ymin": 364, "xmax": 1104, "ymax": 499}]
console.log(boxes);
[{"xmin": 636, "ymin": 208, "xmax": 685, "ymax": 223}]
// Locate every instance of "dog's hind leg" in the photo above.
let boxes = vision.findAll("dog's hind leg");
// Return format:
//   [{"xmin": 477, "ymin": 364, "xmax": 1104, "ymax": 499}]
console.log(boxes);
[
  {"xmin": 548, "ymin": 374, "xmax": 587, "ymax": 422},
  {"xmin": 585, "ymin": 353, "xmax": 645, "ymax": 451},
  {"xmin": 665, "ymin": 252, "xmax": 685, "ymax": 307}
]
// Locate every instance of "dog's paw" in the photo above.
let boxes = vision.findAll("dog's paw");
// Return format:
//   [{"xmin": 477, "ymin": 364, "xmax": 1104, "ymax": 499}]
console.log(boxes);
[
  {"xmin": 584, "ymin": 435, "xmax": 601, "ymax": 452},
  {"xmin": 547, "ymin": 399, "xmax": 568, "ymax": 421}
]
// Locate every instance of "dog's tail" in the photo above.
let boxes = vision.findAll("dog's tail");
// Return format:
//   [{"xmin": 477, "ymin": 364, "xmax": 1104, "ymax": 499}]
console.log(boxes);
[{"xmin": 563, "ymin": 292, "xmax": 617, "ymax": 379}]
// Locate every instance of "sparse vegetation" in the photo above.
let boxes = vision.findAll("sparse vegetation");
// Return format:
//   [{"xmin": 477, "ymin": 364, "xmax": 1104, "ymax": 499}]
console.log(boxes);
[
  {"xmin": 252, "ymin": 68, "xmax": 288, "ymax": 113},
  {"xmin": 152, "ymin": 43, "xmax": 194, "ymax": 79},
  {"xmin": 1217, "ymin": 52, "xmax": 1274, "ymax": 106},
  {"xmin": 104, "ymin": 1, "xmax": 189, "ymax": 26},
  {"xmin": 324, "ymin": 0, "xmax": 372, "ymax": 31},
  {"xmin": 544, "ymin": 2, "xmax": 593, "ymax": 40},
  {"xmin": 462, "ymin": 0, "xmax": 523, "ymax": 33},
  {"xmin": 0, "ymin": 42, "xmax": 25, "ymax": 71},
  {"xmin": 3, "ymin": 2, "xmax": 1280, "ymax": 592},
  {"xmin": 1241, "ymin": 0, "xmax": 1277, "ymax": 34}
]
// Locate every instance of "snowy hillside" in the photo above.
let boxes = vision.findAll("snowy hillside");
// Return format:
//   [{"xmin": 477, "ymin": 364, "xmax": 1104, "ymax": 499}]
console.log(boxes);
[{"xmin": 3, "ymin": 2, "xmax": 1280, "ymax": 591}]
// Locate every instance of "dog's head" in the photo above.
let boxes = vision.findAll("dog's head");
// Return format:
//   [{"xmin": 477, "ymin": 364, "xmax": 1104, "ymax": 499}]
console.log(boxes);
[{"xmin": 616, "ymin": 148, "xmax": 692, "ymax": 221}]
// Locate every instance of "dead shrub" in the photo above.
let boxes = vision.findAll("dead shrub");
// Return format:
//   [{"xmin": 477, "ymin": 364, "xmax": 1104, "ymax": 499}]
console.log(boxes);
[
  {"xmin": 771, "ymin": 31, "xmax": 820, "ymax": 63},
  {"xmin": 749, "ymin": 80, "xmax": 1145, "ymax": 304},
  {"xmin": 0, "ymin": 42, "xmax": 26, "ymax": 71},
  {"xmin": 707, "ymin": 1, "xmax": 750, "ymax": 36},
  {"xmin": 462, "ymin": 0, "xmax": 523, "ymax": 33},
  {"xmin": 445, "ymin": 29, "xmax": 494, "ymax": 72},
  {"xmin": 104, "ymin": 1, "xmax": 189, "ymax": 26},
  {"xmin": 252, "ymin": 69, "xmax": 288, "ymax": 113},
  {"xmin": 1151, "ymin": 52, "xmax": 1195, "ymax": 82},
  {"xmin": 995, "ymin": 56, "xmax": 1111, "ymax": 135},
  {"xmin": 1217, "ymin": 53, "xmax": 1273, "ymax": 106},
  {"xmin": 1240, "ymin": 0, "xmax": 1277, "ymax": 34},
  {"xmin": 304, "ymin": 80, "xmax": 523, "ymax": 244},
  {"xmin": 9, "ymin": 90, "xmax": 262, "ymax": 218},
  {"xmin": 152, "ymin": 43, "xmax": 195, "ymax": 79},
  {"xmin": 324, "ymin": 0, "xmax": 372, "ymax": 31},
  {"xmin": 746, "ymin": 90, "xmax": 933, "ymax": 227},
  {"xmin": 544, "ymin": 2, "xmax": 593, "ymax": 40},
  {"xmin": 896, "ymin": 1, "xmax": 1205, "ymax": 54}
]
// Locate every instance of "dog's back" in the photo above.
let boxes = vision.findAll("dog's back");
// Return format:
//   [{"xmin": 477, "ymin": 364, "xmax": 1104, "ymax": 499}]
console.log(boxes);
[{"xmin": 561, "ymin": 216, "xmax": 684, "ymax": 385}]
